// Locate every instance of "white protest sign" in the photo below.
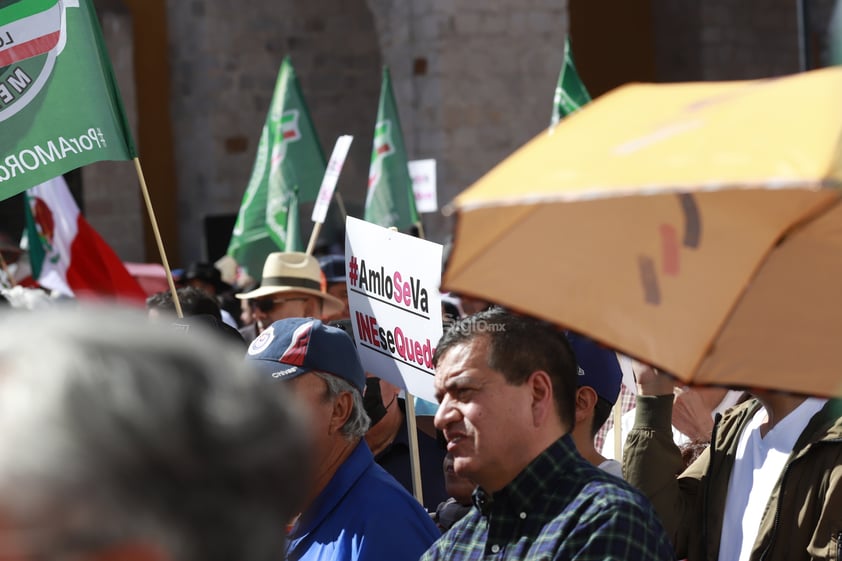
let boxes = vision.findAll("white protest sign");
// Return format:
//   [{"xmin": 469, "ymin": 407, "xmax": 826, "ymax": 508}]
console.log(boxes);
[
  {"xmin": 312, "ymin": 135, "xmax": 354, "ymax": 223},
  {"xmin": 409, "ymin": 159, "xmax": 437, "ymax": 213},
  {"xmin": 345, "ymin": 217, "xmax": 442, "ymax": 403}
]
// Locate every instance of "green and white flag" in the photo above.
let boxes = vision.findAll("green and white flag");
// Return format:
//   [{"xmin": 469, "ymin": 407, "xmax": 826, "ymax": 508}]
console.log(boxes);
[
  {"xmin": 228, "ymin": 56, "xmax": 324, "ymax": 279},
  {"xmin": 364, "ymin": 66, "xmax": 418, "ymax": 230},
  {"xmin": 0, "ymin": 0, "xmax": 136, "ymax": 200},
  {"xmin": 550, "ymin": 37, "xmax": 592, "ymax": 128}
]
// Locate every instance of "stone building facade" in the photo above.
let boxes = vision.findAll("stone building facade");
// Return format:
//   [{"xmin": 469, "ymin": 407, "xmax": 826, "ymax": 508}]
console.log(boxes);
[{"xmin": 4, "ymin": 0, "xmax": 836, "ymax": 268}]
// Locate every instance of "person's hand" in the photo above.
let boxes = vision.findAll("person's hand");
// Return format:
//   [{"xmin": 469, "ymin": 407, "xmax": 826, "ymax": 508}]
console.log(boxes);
[
  {"xmin": 633, "ymin": 359, "xmax": 676, "ymax": 396},
  {"xmin": 672, "ymin": 388, "xmax": 715, "ymax": 441}
]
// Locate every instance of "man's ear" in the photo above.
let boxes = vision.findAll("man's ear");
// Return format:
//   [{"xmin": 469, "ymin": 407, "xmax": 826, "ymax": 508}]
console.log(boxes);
[
  {"xmin": 306, "ymin": 298, "xmax": 323, "ymax": 319},
  {"xmin": 328, "ymin": 391, "xmax": 354, "ymax": 435},
  {"xmin": 574, "ymin": 386, "xmax": 597, "ymax": 424},
  {"xmin": 528, "ymin": 370, "xmax": 555, "ymax": 427}
]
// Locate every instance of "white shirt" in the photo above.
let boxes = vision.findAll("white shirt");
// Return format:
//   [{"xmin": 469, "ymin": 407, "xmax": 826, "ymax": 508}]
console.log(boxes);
[{"xmin": 717, "ymin": 397, "xmax": 827, "ymax": 561}]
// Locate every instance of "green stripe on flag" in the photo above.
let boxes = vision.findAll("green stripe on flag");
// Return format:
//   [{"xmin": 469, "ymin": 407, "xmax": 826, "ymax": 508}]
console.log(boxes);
[{"xmin": 0, "ymin": 0, "xmax": 58, "ymax": 23}]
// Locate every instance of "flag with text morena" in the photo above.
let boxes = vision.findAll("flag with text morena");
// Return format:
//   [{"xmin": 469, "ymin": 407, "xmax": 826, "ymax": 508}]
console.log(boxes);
[{"xmin": 0, "ymin": 0, "xmax": 136, "ymax": 200}]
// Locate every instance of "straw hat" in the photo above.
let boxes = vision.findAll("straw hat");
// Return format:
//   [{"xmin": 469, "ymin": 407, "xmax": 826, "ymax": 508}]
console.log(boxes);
[{"xmin": 236, "ymin": 252, "xmax": 343, "ymax": 316}]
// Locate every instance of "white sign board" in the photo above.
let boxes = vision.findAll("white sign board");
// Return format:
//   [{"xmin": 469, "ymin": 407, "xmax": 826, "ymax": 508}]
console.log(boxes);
[
  {"xmin": 345, "ymin": 217, "xmax": 442, "ymax": 403},
  {"xmin": 409, "ymin": 159, "xmax": 437, "ymax": 213},
  {"xmin": 312, "ymin": 135, "xmax": 354, "ymax": 223}
]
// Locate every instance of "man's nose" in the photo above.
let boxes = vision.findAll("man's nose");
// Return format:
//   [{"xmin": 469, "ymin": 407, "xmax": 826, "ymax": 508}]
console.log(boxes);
[{"xmin": 434, "ymin": 395, "xmax": 458, "ymax": 431}]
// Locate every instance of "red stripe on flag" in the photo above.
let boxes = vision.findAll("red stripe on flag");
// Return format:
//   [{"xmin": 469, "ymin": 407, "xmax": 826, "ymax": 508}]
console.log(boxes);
[
  {"xmin": 65, "ymin": 216, "xmax": 147, "ymax": 303},
  {"xmin": 0, "ymin": 32, "xmax": 60, "ymax": 66}
]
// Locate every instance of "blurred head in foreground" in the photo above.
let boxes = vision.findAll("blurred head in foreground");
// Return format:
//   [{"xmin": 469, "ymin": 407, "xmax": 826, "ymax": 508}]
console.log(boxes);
[{"xmin": 0, "ymin": 305, "xmax": 309, "ymax": 561}]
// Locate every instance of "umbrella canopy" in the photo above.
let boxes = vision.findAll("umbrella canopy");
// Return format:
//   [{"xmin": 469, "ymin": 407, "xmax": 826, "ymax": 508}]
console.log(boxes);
[{"xmin": 443, "ymin": 66, "xmax": 842, "ymax": 398}]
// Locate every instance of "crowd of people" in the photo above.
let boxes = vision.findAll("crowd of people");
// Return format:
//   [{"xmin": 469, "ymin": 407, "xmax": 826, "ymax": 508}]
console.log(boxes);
[{"xmin": 0, "ymin": 244, "xmax": 838, "ymax": 561}]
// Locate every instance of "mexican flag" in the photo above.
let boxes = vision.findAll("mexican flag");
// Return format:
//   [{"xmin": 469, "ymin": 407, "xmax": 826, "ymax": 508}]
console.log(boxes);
[
  {"xmin": 0, "ymin": 0, "xmax": 136, "ymax": 201},
  {"xmin": 550, "ymin": 37, "xmax": 592, "ymax": 128},
  {"xmin": 364, "ymin": 66, "xmax": 418, "ymax": 230},
  {"xmin": 24, "ymin": 175, "xmax": 146, "ymax": 302},
  {"xmin": 228, "ymin": 56, "xmax": 321, "ymax": 279}
]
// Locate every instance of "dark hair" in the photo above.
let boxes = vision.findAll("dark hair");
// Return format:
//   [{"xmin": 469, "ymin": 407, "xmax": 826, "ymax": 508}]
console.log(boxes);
[
  {"xmin": 679, "ymin": 439, "xmax": 710, "ymax": 469},
  {"xmin": 591, "ymin": 397, "xmax": 613, "ymax": 438},
  {"xmin": 433, "ymin": 307, "xmax": 578, "ymax": 429},
  {"xmin": 146, "ymin": 286, "xmax": 222, "ymax": 321}
]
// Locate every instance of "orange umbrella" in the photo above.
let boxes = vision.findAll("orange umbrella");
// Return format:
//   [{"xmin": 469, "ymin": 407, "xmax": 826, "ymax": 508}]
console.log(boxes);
[{"xmin": 443, "ymin": 67, "xmax": 842, "ymax": 397}]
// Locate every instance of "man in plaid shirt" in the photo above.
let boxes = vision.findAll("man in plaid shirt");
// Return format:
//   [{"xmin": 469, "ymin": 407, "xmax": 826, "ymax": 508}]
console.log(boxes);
[{"xmin": 421, "ymin": 308, "xmax": 674, "ymax": 561}]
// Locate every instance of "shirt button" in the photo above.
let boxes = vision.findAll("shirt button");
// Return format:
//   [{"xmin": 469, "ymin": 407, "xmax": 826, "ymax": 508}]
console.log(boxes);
[
  {"xmin": 491, "ymin": 545, "xmax": 500, "ymax": 553},
  {"xmin": 519, "ymin": 512, "xmax": 527, "ymax": 519}
]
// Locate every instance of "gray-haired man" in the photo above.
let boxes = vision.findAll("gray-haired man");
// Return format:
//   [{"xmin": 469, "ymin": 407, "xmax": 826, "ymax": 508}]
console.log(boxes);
[
  {"xmin": 0, "ymin": 305, "xmax": 308, "ymax": 561},
  {"xmin": 245, "ymin": 317, "xmax": 439, "ymax": 561}
]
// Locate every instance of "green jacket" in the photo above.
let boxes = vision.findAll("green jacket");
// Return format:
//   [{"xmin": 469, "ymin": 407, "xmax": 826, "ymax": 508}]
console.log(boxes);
[{"xmin": 624, "ymin": 395, "xmax": 842, "ymax": 561}]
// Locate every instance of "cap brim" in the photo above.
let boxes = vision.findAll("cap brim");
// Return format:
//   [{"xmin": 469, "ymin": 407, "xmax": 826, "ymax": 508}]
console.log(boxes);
[
  {"xmin": 236, "ymin": 286, "xmax": 344, "ymax": 316},
  {"xmin": 247, "ymin": 357, "xmax": 311, "ymax": 381}
]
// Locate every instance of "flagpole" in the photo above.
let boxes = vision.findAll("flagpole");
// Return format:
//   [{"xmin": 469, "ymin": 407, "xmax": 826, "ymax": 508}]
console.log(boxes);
[
  {"xmin": 305, "ymin": 222, "xmax": 323, "ymax": 255},
  {"xmin": 333, "ymin": 191, "xmax": 348, "ymax": 221},
  {"xmin": 133, "ymin": 158, "xmax": 183, "ymax": 318},
  {"xmin": 404, "ymin": 391, "xmax": 425, "ymax": 507}
]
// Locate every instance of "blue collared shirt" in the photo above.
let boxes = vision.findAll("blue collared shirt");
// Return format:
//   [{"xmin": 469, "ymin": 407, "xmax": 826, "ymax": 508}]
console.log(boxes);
[
  {"xmin": 421, "ymin": 434, "xmax": 674, "ymax": 561},
  {"xmin": 287, "ymin": 440, "xmax": 440, "ymax": 561}
]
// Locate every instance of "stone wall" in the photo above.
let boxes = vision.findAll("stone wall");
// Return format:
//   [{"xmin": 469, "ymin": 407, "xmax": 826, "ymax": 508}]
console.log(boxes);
[
  {"xmin": 367, "ymin": 0, "xmax": 569, "ymax": 242},
  {"xmin": 163, "ymin": 0, "xmax": 569, "ymax": 257},
  {"xmin": 652, "ymin": 0, "xmax": 837, "ymax": 81},
  {"xmin": 167, "ymin": 0, "xmax": 382, "ymax": 260}
]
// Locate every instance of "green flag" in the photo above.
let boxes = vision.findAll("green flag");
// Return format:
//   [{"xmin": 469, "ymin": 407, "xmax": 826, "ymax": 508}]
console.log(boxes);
[
  {"xmin": 550, "ymin": 37, "xmax": 592, "ymax": 128},
  {"xmin": 0, "ymin": 0, "xmax": 136, "ymax": 200},
  {"xmin": 364, "ymin": 67, "xmax": 418, "ymax": 230},
  {"xmin": 227, "ymin": 56, "xmax": 324, "ymax": 279}
]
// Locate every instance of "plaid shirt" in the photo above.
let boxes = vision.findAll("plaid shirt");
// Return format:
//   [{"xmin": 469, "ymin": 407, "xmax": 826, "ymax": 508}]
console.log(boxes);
[{"xmin": 420, "ymin": 435, "xmax": 674, "ymax": 561}]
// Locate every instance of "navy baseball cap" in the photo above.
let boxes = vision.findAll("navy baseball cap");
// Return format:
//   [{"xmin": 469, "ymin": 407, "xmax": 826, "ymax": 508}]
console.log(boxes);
[
  {"xmin": 318, "ymin": 254, "xmax": 346, "ymax": 284},
  {"xmin": 566, "ymin": 331, "xmax": 623, "ymax": 405},
  {"xmin": 245, "ymin": 317, "xmax": 365, "ymax": 393}
]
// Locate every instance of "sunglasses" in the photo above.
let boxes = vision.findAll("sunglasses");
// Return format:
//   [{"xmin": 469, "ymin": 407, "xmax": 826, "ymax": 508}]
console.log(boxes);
[{"xmin": 250, "ymin": 297, "xmax": 309, "ymax": 313}]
